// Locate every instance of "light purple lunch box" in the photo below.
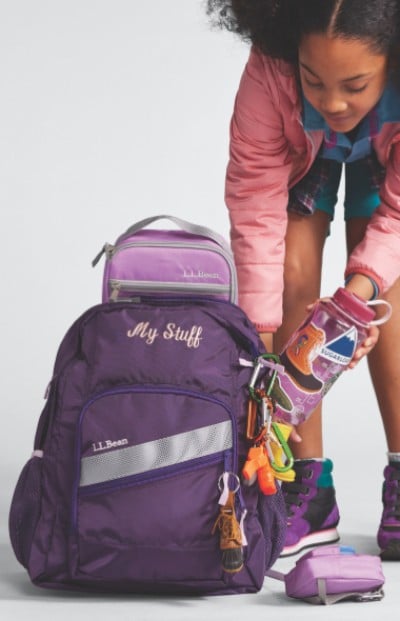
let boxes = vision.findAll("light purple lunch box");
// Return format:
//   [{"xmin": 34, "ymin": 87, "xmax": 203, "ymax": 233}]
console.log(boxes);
[{"xmin": 93, "ymin": 214, "xmax": 238, "ymax": 304}]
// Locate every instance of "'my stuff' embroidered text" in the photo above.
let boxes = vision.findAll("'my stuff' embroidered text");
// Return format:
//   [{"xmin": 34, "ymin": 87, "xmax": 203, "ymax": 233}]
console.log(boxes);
[{"xmin": 127, "ymin": 321, "xmax": 203, "ymax": 349}]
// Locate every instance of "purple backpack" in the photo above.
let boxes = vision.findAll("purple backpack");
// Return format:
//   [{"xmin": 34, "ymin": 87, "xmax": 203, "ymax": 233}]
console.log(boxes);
[
  {"xmin": 9, "ymin": 297, "xmax": 286, "ymax": 594},
  {"xmin": 92, "ymin": 214, "xmax": 238, "ymax": 304}
]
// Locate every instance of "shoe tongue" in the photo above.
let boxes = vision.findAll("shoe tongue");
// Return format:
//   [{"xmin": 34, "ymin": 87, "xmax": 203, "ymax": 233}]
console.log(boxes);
[{"xmin": 389, "ymin": 461, "xmax": 400, "ymax": 471}]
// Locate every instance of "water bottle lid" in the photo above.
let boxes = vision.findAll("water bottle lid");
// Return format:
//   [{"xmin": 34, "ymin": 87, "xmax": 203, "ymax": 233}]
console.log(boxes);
[{"xmin": 332, "ymin": 287, "xmax": 375, "ymax": 324}]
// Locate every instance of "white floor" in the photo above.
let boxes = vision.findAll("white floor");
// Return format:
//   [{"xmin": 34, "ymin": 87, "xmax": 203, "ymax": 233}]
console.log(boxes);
[{"xmin": 2, "ymin": 513, "xmax": 400, "ymax": 621}]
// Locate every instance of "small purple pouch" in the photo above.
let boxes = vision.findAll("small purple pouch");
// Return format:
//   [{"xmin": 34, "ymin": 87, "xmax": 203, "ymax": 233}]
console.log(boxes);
[{"xmin": 268, "ymin": 545, "xmax": 385, "ymax": 604}]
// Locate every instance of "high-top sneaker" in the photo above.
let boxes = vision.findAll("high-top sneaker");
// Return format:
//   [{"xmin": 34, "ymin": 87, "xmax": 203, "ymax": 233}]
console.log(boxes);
[
  {"xmin": 377, "ymin": 464, "xmax": 400, "ymax": 560},
  {"xmin": 280, "ymin": 458, "xmax": 340, "ymax": 557}
]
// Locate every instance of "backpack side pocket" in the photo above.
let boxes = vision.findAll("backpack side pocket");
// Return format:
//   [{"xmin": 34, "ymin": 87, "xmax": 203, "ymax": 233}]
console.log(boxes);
[
  {"xmin": 9, "ymin": 454, "xmax": 43, "ymax": 568},
  {"xmin": 258, "ymin": 488, "xmax": 287, "ymax": 569}
]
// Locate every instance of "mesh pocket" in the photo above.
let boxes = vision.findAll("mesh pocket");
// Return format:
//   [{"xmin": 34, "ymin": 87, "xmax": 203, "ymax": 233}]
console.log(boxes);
[
  {"xmin": 258, "ymin": 488, "xmax": 287, "ymax": 569},
  {"xmin": 9, "ymin": 456, "xmax": 43, "ymax": 568}
]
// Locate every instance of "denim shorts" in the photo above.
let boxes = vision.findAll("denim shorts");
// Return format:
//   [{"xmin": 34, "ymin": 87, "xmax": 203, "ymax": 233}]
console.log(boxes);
[{"xmin": 314, "ymin": 158, "xmax": 381, "ymax": 220}]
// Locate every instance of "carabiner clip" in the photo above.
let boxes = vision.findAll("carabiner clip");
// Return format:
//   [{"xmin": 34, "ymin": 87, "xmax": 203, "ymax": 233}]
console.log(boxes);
[
  {"xmin": 248, "ymin": 354, "xmax": 282, "ymax": 401},
  {"xmin": 248, "ymin": 359, "xmax": 264, "ymax": 401},
  {"xmin": 269, "ymin": 422, "xmax": 294, "ymax": 473}
]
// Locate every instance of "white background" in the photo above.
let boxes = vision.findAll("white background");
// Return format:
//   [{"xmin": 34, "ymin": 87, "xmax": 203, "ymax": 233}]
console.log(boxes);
[{"xmin": 1, "ymin": 1, "xmax": 397, "ymax": 618}]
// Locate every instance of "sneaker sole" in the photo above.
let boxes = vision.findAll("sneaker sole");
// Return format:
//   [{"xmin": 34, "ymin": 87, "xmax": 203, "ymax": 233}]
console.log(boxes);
[
  {"xmin": 380, "ymin": 540, "xmax": 400, "ymax": 561},
  {"xmin": 280, "ymin": 527, "xmax": 340, "ymax": 558}
]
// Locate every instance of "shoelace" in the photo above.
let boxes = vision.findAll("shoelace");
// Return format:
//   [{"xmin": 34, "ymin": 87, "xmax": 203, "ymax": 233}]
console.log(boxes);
[{"xmin": 282, "ymin": 465, "xmax": 312, "ymax": 518}]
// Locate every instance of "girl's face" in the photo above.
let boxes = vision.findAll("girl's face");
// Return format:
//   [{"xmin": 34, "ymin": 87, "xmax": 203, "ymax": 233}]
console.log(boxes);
[{"xmin": 298, "ymin": 33, "xmax": 388, "ymax": 133}]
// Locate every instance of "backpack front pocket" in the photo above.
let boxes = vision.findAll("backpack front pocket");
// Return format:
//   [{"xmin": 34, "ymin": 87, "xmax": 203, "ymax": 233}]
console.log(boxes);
[{"xmin": 69, "ymin": 386, "xmax": 239, "ymax": 589}]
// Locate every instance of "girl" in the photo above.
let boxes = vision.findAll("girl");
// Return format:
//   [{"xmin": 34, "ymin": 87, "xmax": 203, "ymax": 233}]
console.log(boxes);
[{"xmin": 207, "ymin": 0, "xmax": 400, "ymax": 559}]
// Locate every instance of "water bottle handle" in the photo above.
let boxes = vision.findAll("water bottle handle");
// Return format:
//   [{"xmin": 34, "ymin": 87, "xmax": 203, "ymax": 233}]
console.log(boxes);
[{"xmin": 367, "ymin": 299, "xmax": 392, "ymax": 326}]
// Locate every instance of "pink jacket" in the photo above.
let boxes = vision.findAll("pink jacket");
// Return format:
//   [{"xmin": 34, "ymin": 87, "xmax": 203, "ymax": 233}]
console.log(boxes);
[{"xmin": 226, "ymin": 47, "xmax": 400, "ymax": 332}]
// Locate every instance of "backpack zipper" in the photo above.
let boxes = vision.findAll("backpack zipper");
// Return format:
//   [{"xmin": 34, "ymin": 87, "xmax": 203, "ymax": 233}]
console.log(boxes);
[{"xmin": 109, "ymin": 278, "xmax": 231, "ymax": 301}]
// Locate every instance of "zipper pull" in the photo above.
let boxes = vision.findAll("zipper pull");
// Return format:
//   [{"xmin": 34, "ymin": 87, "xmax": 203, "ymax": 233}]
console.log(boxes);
[
  {"xmin": 109, "ymin": 280, "xmax": 121, "ymax": 302},
  {"xmin": 92, "ymin": 243, "xmax": 114, "ymax": 267},
  {"xmin": 239, "ymin": 509, "xmax": 248, "ymax": 547}
]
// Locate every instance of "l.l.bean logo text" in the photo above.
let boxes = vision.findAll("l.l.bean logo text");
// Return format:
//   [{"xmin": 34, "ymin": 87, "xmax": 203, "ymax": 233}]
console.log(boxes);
[{"xmin": 127, "ymin": 321, "xmax": 203, "ymax": 349}]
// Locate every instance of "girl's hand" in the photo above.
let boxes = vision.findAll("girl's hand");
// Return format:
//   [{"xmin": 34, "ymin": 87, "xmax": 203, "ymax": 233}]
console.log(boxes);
[
  {"xmin": 306, "ymin": 299, "xmax": 380, "ymax": 369},
  {"xmin": 289, "ymin": 426, "xmax": 302, "ymax": 443},
  {"xmin": 342, "ymin": 276, "xmax": 382, "ymax": 367},
  {"xmin": 347, "ymin": 323, "xmax": 379, "ymax": 369}
]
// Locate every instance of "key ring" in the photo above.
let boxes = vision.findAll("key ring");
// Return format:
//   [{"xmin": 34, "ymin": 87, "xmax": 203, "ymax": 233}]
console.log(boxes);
[{"xmin": 218, "ymin": 472, "xmax": 240, "ymax": 494}]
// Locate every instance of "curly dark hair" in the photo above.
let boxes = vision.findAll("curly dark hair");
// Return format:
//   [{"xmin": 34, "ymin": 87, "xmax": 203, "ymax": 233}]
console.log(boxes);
[{"xmin": 206, "ymin": 0, "xmax": 400, "ymax": 63}]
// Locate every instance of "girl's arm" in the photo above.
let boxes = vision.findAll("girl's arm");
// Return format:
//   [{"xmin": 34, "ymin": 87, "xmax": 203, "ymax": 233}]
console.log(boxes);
[
  {"xmin": 343, "ymin": 274, "xmax": 380, "ymax": 368},
  {"xmin": 226, "ymin": 47, "xmax": 293, "ymax": 333},
  {"xmin": 344, "ymin": 273, "xmax": 374, "ymax": 300},
  {"xmin": 346, "ymin": 140, "xmax": 400, "ymax": 294}
]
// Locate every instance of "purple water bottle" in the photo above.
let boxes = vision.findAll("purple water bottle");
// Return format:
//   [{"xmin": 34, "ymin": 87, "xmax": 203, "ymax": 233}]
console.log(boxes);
[{"xmin": 272, "ymin": 287, "xmax": 391, "ymax": 425}]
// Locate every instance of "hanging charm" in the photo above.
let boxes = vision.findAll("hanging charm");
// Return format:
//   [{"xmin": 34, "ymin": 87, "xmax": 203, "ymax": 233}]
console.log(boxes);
[{"xmin": 212, "ymin": 473, "xmax": 244, "ymax": 573}]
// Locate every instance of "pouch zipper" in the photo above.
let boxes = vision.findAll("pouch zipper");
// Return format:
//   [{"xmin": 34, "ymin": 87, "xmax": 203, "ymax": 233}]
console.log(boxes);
[{"xmin": 109, "ymin": 278, "xmax": 231, "ymax": 301}]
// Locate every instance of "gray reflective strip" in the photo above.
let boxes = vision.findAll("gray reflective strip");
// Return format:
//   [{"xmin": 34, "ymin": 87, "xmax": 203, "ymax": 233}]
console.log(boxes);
[{"xmin": 80, "ymin": 420, "xmax": 232, "ymax": 487}]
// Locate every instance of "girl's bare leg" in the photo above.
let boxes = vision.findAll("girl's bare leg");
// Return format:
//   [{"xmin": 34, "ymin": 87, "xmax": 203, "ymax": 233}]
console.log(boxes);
[
  {"xmin": 346, "ymin": 217, "xmax": 400, "ymax": 452},
  {"xmin": 274, "ymin": 210, "xmax": 330, "ymax": 458}
]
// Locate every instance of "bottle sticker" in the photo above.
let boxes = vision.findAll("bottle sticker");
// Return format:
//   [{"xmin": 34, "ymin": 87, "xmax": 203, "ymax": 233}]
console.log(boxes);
[
  {"xmin": 280, "ymin": 323, "xmax": 325, "ymax": 393},
  {"xmin": 318, "ymin": 326, "xmax": 357, "ymax": 365}
]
